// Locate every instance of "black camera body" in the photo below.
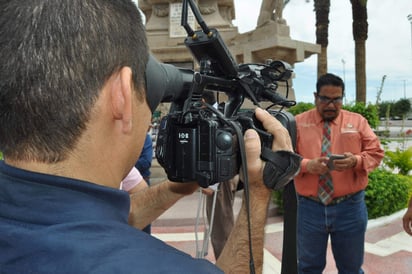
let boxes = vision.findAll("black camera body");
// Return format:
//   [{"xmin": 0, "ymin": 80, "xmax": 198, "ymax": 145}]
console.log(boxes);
[
  {"xmin": 156, "ymin": 110, "xmax": 239, "ymax": 188},
  {"xmin": 155, "ymin": 106, "xmax": 296, "ymax": 187},
  {"xmin": 148, "ymin": 0, "xmax": 297, "ymax": 188}
]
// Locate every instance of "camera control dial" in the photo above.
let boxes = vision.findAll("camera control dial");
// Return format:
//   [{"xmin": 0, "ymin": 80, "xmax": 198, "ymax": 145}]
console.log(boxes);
[{"xmin": 216, "ymin": 131, "xmax": 232, "ymax": 150}]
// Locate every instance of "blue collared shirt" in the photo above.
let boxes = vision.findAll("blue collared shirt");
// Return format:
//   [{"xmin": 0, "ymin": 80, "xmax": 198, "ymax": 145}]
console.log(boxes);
[{"xmin": 0, "ymin": 161, "xmax": 221, "ymax": 274}]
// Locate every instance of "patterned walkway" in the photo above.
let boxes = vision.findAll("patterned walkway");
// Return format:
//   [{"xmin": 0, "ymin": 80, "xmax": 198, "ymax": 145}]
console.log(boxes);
[{"xmin": 151, "ymin": 191, "xmax": 412, "ymax": 274}]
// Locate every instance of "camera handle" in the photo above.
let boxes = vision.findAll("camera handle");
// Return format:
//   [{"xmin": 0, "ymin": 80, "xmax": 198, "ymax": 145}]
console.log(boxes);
[
  {"xmin": 179, "ymin": 72, "xmax": 243, "ymax": 122},
  {"xmin": 181, "ymin": 0, "xmax": 210, "ymax": 37}
]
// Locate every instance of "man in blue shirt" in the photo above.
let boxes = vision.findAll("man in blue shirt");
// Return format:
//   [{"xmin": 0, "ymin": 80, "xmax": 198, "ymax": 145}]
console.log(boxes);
[
  {"xmin": 0, "ymin": 0, "xmax": 298, "ymax": 273},
  {"xmin": 136, "ymin": 133, "xmax": 153, "ymax": 184}
]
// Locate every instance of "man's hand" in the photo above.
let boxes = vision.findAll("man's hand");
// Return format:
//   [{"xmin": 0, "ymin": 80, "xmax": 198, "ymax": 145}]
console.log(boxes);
[
  {"xmin": 128, "ymin": 181, "xmax": 198, "ymax": 229},
  {"xmin": 307, "ymin": 152, "xmax": 357, "ymax": 174},
  {"xmin": 403, "ymin": 198, "xmax": 412, "ymax": 236},
  {"xmin": 201, "ymin": 187, "xmax": 215, "ymax": 196},
  {"xmin": 255, "ymin": 108, "xmax": 293, "ymax": 152},
  {"xmin": 217, "ymin": 108, "xmax": 295, "ymax": 273},
  {"xmin": 307, "ymin": 157, "xmax": 329, "ymax": 175},
  {"xmin": 242, "ymin": 129, "xmax": 265, "ymax": 189},
  {"xmin": 242, "ymin": 108, "xmax": 295, "ymax": 190},
  {"xmin": 167, "ymin": 181, "xmax": 199, "ymax": 196},
  {"xmin": 333, "ymin": 152, "xmax": 357, "ymax": 171},
  {"xmin": 403, "ymin": 208, "xmax": 412, "ymax": 236}
]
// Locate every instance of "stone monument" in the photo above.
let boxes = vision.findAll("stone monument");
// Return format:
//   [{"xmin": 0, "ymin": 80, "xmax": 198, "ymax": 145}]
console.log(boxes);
[
  {"xmin": 139, "ymin": 0, "xmax": 238, "ymax": 65},
  {"xmin": 138, "ymin": 0, "xmax": 320, "ymax": 110},
  {"xmin": 257, "ymin": 0, "xmax": 286, "ymax": 26}
]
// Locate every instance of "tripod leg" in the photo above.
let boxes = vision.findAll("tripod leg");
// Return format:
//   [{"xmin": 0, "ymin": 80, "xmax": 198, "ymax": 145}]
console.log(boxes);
[{"xmin": 281, "ymin": 181, "xmax": 298, "ymax": 274}]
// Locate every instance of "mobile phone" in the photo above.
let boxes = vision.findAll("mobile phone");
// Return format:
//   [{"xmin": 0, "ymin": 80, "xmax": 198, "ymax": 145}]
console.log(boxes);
[{"xmin": 327, "ymin": 154, "xmax": 346, "ymax": 170}]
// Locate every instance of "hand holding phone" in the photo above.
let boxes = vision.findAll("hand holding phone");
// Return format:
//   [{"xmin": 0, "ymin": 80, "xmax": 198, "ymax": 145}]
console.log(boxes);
[{"xmin": 327, "ymin": 154, "xmax": 346, "ymax": 170}]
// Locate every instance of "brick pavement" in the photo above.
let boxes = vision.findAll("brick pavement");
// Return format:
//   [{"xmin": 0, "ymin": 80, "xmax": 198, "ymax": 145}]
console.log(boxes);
[
  {"xmin": 149, "ymin": 125, "xmax": 412, "ymax": 273},
  {"xmin": 151, "ymin": 190, "xmax": 412, "ymax": 274}
]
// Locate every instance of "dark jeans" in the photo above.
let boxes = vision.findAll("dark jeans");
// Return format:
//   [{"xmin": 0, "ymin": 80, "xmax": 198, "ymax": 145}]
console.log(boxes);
[{"xmin": 297, "ymin": 191, "xmax": 367, "ymax": 274}]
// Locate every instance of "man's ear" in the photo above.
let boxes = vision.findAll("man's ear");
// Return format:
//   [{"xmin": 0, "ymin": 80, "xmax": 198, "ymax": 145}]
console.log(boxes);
[{"xmin": 111, "ymin": 67, "xmax": 133, "ymax": 133}]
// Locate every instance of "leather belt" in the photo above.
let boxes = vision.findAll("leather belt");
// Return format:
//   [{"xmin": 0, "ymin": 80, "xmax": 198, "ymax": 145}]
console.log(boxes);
[{"xmin": 304, "ymin": 192, "xmax": 360, "ymax": 206}]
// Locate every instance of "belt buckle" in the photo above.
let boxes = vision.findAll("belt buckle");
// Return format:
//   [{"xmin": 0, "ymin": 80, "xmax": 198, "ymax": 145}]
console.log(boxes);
[
  {"xmin": 306, "ymin": 196, "xmax": 321, "ymax": 203},
  {"xmin": 330, "ymin": 196, "xmax": 345, "ymax": 205},
  {"xmin": 330, "ymin": 193, "xmax": 354, "ymax": 205},
  {"xmin": 304, "ymin": 193, "xmax": 353, "ymax": 206}
]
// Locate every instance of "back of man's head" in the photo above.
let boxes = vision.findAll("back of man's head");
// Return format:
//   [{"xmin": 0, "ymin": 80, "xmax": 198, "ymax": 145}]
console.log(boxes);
[{"xmin": 0, "ymin": 0, "xmax": 148, "ymax": 162}]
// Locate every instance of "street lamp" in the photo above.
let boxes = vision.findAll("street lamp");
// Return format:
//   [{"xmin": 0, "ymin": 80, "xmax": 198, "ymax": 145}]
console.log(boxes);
[
  {"xmin": 403, "ymin": 80, "xmax": 407, "ymax": 99},
  {"xmin": 408, "ymin": 14, "xmax": 412, "ymax": 99},
  {"xmin": 408, "ymin": 14, "xmax": 412, "ymax": 55}
]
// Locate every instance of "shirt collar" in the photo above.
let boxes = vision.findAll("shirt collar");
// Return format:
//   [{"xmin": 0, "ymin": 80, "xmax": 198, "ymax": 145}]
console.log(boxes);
[
  {"xmin": 0, "ymin": 161, "xmax": 130, "ymax": 225},
  {"xmin": 314, "ymin": 109, "xmax": 341, "ymax": 126}
]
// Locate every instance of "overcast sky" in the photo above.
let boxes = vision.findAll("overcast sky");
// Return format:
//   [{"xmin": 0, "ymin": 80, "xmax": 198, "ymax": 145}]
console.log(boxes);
[
  {"xmin": 232, "ymin": 0, "xmax": 412, "ymax": 104},
  {"xmin": 135, "ymin": 0, "xmax": 412, "ymax": 104}
]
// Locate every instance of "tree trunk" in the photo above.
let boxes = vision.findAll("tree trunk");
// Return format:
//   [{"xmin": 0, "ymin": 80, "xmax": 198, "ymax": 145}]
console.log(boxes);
[
  {"xmin": 318, "ymin": 46, "xmax": 328, "ymax": 76},
  {"xmin": 315, "ymin": 0, "xmax": 330, "ymax": 78},
  {"xmin": 354, "ymin": 40, "xmax": 366, "ymax": 103},
  {"xmin": 350, "ymin": 0, "xmax": 368, "ymax": 103}
]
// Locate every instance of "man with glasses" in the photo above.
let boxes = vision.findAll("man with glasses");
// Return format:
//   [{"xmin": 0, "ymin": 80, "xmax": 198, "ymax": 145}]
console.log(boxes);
[{"xmin": 294, "ymin": 73, "xmax": 384, "ymax": 273}]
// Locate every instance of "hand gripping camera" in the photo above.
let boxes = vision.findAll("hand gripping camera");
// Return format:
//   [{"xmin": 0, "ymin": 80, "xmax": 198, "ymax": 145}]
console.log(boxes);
[{"xmin": 146, "ymin": 0, "xmax": 299, "ymax": 189}]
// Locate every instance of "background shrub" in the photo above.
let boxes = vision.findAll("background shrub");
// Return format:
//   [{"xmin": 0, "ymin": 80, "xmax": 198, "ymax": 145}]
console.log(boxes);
[
  {"xmin": 288, "ymin": 102, "xmax": 314, "ymax": 116},
  {"xmin": 343, "ymin": 102, "xmax": 380, "ymax": 129},
  {"xmin": 287, "ymin": 102, "xmax": 379, "ymax": 130},
  {"xmin": 272, "ymin": 189, "xmax": 284, "ymax": 215},
  {"xmin": 365, "ymin": 169, "xmax": 411, "ymax": 219},
  {"xmin": 272, "ymin": 169, "xmax": 412, "ymax": 220},
  {"xmin": 383, "ymin": 147, "xmax": 412, "ymax": 175}
]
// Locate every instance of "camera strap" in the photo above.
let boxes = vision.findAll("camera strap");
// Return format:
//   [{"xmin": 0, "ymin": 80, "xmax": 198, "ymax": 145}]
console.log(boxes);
[
  {"xmin": 225, "ymin": 119, "xmax": 257, "ymax": 274},
  {"xmin": 261, "ymin": 148, "xmax": 302, "ymax": 190}
]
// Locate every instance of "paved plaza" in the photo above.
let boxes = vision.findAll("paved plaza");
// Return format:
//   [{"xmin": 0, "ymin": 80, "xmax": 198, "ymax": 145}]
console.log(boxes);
[
  {"xmin": 151, "ymin": 190, "xmax": 411, "ymax": 274},
  {"xmin": 149, "ymin": 121, "xmax": 412, "ymax": 273}
]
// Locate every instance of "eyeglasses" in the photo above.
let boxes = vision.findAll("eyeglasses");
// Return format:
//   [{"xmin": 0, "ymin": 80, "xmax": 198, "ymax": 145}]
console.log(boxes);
[{"xmin": 316, "ymin": 95, "xmax": 343, "ymax": 105}]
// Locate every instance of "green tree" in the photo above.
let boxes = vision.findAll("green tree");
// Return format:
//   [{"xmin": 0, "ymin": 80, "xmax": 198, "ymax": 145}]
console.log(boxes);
[
  {"xmin": 392, "ymin": 98, "xmax": 411, "ymax": 119},
  {"xmin": 378, "ymin": 101, "xmax": 392, "ymax": 118},
  {"xmin": 350, "ymin": 0, "xmax": 368, "ymax": 104}
]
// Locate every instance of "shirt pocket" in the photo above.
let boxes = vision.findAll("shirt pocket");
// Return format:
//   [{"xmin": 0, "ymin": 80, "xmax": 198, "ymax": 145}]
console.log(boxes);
[{"xmin": 339, "ymin": 128, "xmax": 361, "ymax": 154}]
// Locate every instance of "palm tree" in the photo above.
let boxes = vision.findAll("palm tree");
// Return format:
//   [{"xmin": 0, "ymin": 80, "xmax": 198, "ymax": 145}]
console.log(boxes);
[
  {"xmin": 314, "ymin": 0, "xmax": 330, "ymax": 77},
  {"xmin": 350, "ymin": 0, "xmax": 368, "ymax": 103},
  {"xmin": 284, "ymin": 0, "xmax": 329, "ymax": 77}
]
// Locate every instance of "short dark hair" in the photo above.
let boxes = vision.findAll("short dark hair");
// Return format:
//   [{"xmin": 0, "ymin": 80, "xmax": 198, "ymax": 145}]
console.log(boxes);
[
  {"xmin": 201, "ymin": 91, "xmax": 217, "ymax": 105},
  {"xmin": 0, "ymin": 0, "xmax": 148, "ymax": 162},
  {"xmin": 316, "ymin": 73, "xmax": 345, "ymax": 96}
]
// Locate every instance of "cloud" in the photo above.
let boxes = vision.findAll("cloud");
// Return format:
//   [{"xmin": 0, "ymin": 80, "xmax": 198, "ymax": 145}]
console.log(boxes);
[
  {"xmin": 233, "ymin": 0, "xmax": 412, "ymax": 103},
  {"xmin": 136, "ymin": 0, "xmax": 412, "ymax": 103}
]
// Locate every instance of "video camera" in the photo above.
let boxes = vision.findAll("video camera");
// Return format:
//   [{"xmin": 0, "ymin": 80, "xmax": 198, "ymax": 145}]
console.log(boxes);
[{"xmin": 147, "ymin": 0, "xmax": 296, "ymax": 188}]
